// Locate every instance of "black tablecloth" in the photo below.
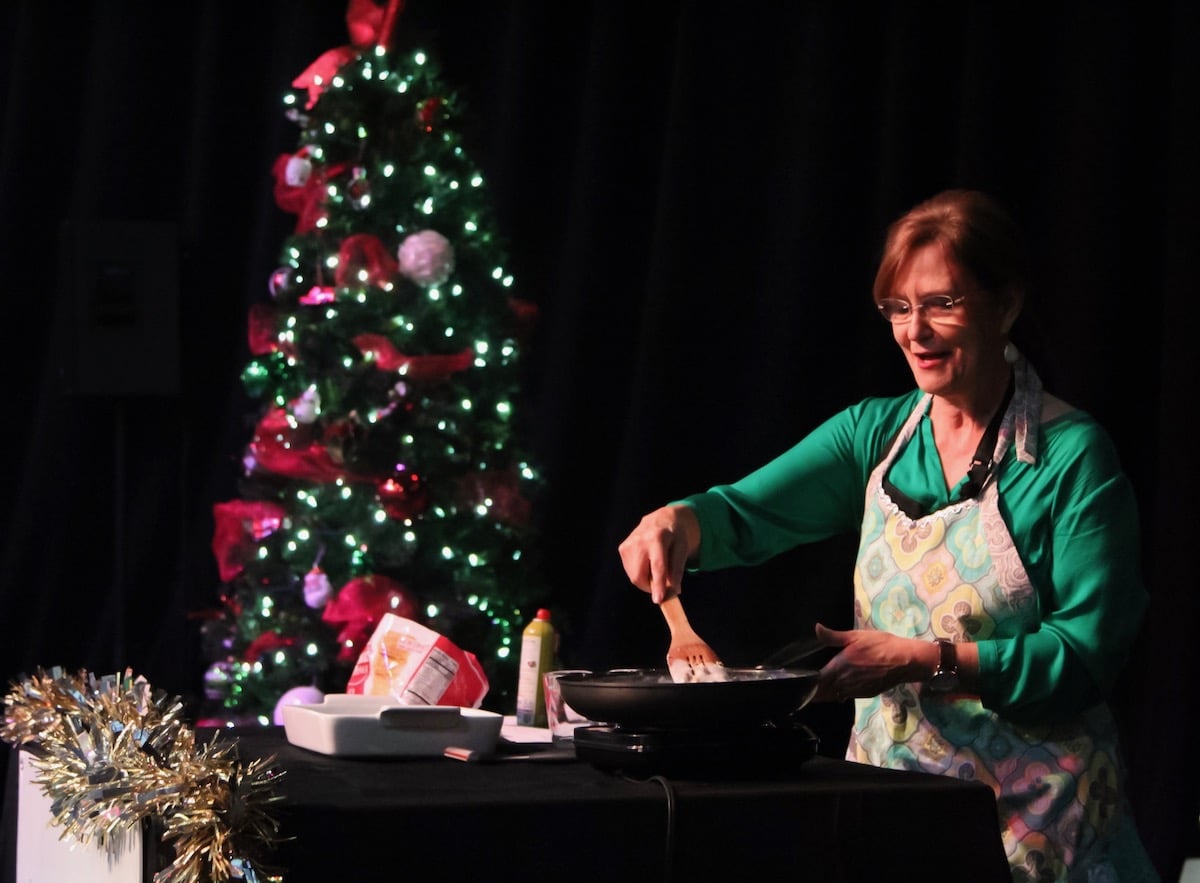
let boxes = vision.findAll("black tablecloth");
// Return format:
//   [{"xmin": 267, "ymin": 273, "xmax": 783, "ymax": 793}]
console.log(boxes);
[
  {"xmin": 4, "ymin": 728, "xmax": 1011, "ymax": 882},
  {"xmin": 238, "ymin": 728, "xmax": 1009, "ymax": 882}
]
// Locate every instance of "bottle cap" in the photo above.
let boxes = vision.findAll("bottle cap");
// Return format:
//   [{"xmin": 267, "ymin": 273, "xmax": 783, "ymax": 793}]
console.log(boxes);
[{"xmin": 536, "ymin": 608, "xmax": 551, "ymax": 621}]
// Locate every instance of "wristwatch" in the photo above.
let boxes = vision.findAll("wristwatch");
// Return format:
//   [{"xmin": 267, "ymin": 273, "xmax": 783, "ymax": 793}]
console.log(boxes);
[{"xmin": 928, "ymin": 638, "xmax": 960, "ymax": 692}]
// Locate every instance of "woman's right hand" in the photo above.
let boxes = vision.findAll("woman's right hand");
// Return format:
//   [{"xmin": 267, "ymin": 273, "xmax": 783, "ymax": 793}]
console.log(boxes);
[{"xmin": 617, "ymin": 504, "xmax": 701, "ymax": 604}]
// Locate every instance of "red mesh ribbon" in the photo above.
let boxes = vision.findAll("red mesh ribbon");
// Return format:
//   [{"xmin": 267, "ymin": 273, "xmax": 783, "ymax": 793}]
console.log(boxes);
[
  {"xmin": 293, "ymin": 0, "xmax": 404, "ymax": 108},
  {"xmin": 292, "ymin": 46, "xmax": 359, "ymax": 109},
  {"xmin": 507, "ymin": 296, "xmax": 539, "ymax": 345},
  {"xmin": 353, "ymin": 334, "xmax": 473, "ymax": 380},
  {"xmin": 321, "ymin": 574, "xmax": 417, "ymax": 662},
  {"xmin": 375, "ymin": 0, "xmax": 405, "ymax": 49},
  {"xmin": 242, "ymin": 632, "xmax": 295, "ymax": 663},
  {"xmin": 459, "ymin": 468, "xmax": 532, "ymax": 527},
  {"xmin": 212, "ymin": 499, "xmax": 289, "ymax": 582},
  {"xmin": 247, "ymin": 304, "xmax": 278, "ymax": 355},
  {"xmin": 335, "ymin": 233, "xmax": 398, "ymax": 288},
  {"xmin": 249, "ymin": 407, "xmax": 375, "ymax": 483},
  {"xmin": 271, "ymin": 154, "xmax": 350, "ymax": 234},
  {"xmin": 346, "ymin": 0, "xmax": 388, "ymax": 46}
]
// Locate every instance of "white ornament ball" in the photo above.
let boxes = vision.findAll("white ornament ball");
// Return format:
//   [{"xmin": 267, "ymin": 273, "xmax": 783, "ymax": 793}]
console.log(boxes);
[
  {"xmin": 285, "ymin": 154, "xmax": 313, "ymax": 187},
  {"xmin": 274, "ymin": 685, "xmax": 325, "ymax": 725},
  {"xmin": 397, "ymin": 230, "xmax": 455, "ymax": 287}
]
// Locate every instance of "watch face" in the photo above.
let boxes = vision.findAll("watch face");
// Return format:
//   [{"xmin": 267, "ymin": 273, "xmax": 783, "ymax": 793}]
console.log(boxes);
[
  {"xmin": 929, "ymin": 639, "xmax": 958, "ymax": 692},
  {"xmin": 929, "ymin": 671, "xmax": 959, "ymax": 692}
]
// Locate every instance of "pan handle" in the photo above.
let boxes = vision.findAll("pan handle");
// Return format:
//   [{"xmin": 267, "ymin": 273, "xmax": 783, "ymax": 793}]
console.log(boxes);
[{"xmin": 757, "ymin": 635, "xmax": 827, "ymax": 669}]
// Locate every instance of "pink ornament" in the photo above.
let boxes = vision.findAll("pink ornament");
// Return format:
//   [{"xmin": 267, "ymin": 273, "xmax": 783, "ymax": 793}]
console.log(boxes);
[
  {"xmin": 291, "ymin": 385, "xmax": 321, "ymax": 425},
  {"xmin": 203, "ymin": 661, "xmax": 232, "ymax": 701},
  {"xmin": 268, "ymin": 266, "xmax": 298, "ymax": 297},
  {"xmin": 299, "ymin": 285, "xmax": 336, "ymax": 305},
  {"xmin": 397, "ymin": 230, "xmax": 454, "ymax": 287},
  {"xmin": 348, "ymin": 166, "xmax": 371, "ymax": 209},
  {"xmin": 304, "ymin": 566, "xmax": 332, "ymax": 608},
  {"xmin": 274, "ymin": 684, "xmax": 325, "ymax": 725}
]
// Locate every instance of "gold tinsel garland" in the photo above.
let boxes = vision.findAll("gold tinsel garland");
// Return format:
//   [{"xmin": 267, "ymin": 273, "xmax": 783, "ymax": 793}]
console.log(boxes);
[{"xmin": 1, "ymin": 667, "xmax": 285, "ymax": 883}]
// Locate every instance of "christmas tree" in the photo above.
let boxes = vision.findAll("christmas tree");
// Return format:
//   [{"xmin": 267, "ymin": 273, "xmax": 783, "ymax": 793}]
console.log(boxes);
[{"xmin": 200, "ymin": 0, "xmax": 545, "ymax": 726}]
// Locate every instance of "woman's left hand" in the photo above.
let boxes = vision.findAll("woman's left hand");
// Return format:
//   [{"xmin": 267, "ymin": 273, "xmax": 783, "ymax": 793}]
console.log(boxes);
[{"xmin": 811, "ymin": 623, "xmax": 934, "ymax": 702}]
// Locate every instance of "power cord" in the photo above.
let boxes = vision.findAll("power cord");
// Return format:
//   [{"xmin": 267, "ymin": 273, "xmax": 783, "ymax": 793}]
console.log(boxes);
[{"xmin": 628, "ymin": 773, "xmax": 677, "ymax": 882}]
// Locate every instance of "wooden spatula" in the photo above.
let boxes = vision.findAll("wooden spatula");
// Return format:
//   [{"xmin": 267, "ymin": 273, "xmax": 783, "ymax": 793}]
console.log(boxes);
[{"xmin": 659, "ymin": 595, "xmax": 725, "ymax": 681}]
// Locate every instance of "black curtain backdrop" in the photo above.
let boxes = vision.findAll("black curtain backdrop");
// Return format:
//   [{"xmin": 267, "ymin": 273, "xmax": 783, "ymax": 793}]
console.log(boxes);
[{"xmin": 2, "ymin": 1, "xmax": 1196, "ymax": 878}]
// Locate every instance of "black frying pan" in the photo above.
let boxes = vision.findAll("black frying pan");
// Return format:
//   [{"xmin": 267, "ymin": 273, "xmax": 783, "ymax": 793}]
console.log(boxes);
[{"xmin": 557, "ymin": 668, "xmax": 819, "ymax": 730}]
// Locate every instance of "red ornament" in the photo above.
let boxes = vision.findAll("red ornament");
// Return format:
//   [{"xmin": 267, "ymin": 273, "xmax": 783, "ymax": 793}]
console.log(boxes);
[
  {"xmin": 377, "ymin": 472, "xmax": 427, "ymax": 519},
  {"xmin": 415, "ymin": 97, "xmax": 447, "ymax": 133}
]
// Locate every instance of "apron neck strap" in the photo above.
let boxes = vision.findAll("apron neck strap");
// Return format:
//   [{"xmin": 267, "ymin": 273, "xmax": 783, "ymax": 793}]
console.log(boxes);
[{"xmin": 959, "ymin": 374, "xmax": 1015, "ymax": 500}]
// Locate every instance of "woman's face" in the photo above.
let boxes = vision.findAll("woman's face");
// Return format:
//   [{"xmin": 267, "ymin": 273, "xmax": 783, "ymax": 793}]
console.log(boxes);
[{"xmin": 886, "ymin": 243, "xmax": 1012, "ymax": 405}]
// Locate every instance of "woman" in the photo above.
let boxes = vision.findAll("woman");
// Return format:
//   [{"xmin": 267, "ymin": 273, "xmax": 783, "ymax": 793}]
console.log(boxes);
[{"xmin": 618, "ymin": 190, "xmax": 1158, "ymax": 881}]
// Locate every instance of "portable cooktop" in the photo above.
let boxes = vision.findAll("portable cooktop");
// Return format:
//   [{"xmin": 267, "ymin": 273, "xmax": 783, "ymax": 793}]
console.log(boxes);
[{"xmin": 572, "ymin": 718, "xmax": 819, "ymax": 777}]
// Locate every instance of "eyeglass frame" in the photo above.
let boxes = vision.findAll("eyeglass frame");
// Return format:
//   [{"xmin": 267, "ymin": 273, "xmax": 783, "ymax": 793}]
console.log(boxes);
[{"xmin": 875, "ymin": 292, "xmax": 968, "ymax": 324}]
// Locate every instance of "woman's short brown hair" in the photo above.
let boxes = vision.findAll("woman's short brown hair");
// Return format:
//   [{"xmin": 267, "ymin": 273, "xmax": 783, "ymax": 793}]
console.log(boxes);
[{"xmin": 873, "ymin": 189, "xmax": 1029, "ymax": 311}]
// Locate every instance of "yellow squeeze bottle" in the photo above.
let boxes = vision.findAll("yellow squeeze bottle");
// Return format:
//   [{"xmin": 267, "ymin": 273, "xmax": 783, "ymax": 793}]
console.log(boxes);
[{"xmin": 516, "ymin": 609, "xmax": 555, "ymax": 727}]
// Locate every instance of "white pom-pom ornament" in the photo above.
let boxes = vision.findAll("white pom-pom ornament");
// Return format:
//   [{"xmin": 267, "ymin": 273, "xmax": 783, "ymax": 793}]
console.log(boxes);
[
  {"xmin": 397, "ymin": 230, "xmax": 455, "ymax": 287},
  {"xmin": 274, "ymin": 685, "xmax": 325, "ymax": 725},
  {"xmin": 285, "ymin": 154, "xmax": 313, "ymax": 187}
]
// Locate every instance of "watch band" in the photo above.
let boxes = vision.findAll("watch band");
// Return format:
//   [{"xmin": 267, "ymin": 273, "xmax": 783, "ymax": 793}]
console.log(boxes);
[{"xmin": 928, "ymin": 638, "xmax": 959, "ymax": 692}]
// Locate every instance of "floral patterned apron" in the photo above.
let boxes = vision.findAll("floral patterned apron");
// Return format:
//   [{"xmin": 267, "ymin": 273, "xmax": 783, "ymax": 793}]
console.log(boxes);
[{"xmin": 848, "ymin": 360, "xmax": 1125, "ymax": 882}]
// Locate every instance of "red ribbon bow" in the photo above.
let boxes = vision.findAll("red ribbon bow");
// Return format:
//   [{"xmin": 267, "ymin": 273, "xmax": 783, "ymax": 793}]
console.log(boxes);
[
  {"xmin": 293, "ymin": 0, "xmax": 406, "ymax": 109},
  {"xmin": 321, "ymin": 574, "xmax": 417, "ymax": 661},
  {"xmin": 211, "ymin": 499, "xmax": 289, "ymax": 582}
]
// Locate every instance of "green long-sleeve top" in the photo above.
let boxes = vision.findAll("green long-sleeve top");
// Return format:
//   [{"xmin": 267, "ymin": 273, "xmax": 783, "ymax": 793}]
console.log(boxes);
[{"xmin": 678, "ymin": 389, "xmax": 1148, "ymax": 722}]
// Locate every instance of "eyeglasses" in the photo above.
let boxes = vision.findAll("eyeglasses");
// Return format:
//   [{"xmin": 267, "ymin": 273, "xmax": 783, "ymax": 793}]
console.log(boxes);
[{"xmin": 876, "ymin": 293, "xmax": 967, "ymax": 324}]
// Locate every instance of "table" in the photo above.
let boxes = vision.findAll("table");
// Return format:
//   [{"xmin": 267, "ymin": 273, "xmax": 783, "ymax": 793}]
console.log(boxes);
[
  {"xmin": 238, "ymin": 728, "xmax": 1009, "ymax": 882},
  {"xmin": 5, "ymin": 728, "xmax": 1011, "ymax": 882}
]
